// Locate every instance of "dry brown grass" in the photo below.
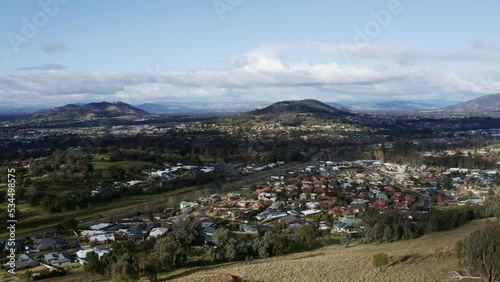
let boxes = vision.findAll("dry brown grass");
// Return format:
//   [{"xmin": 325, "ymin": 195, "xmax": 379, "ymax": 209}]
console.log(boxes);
[
  {"xmin": 9, "ymin": 218, "xmax": 491, "ymax": 282},
  {"xmin": 165, "ymin": 218, "xmax": 496, "ymax": 282}
]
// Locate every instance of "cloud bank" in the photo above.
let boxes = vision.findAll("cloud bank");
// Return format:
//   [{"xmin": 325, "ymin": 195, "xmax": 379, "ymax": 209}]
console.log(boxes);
[{"xmin": 1, "ymin": 42, "xmax": 499, "ymax": 106}]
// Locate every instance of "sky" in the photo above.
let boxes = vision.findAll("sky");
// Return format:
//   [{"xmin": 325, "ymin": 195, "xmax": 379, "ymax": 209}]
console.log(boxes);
[{"xmin": 1, "ymin": 0, "xmax": 499, "ymax": 107}]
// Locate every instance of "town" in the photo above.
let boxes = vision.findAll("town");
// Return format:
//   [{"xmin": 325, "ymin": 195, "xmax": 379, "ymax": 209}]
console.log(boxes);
[{"xmin": 2, "ymin": 141, "xmax": 498, "ymax": 280}]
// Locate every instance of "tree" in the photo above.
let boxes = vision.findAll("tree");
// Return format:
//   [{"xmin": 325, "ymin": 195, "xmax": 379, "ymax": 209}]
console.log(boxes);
[
  {"xmin": 169, "ymin": 217, "xmax": 204, "ymax": 248},
  {"xmin": 225, "ymin": 238, "xmax": 239, "ymax": 261},
  {"xmin": 372, "ymin": 253, "xmax": 390, "ymax": 271},
  {"xmin": 107, "ymin": 165, "xmax": 126, "ymax": 180},
  {"xmin": 84, "ymin": 252, "xmax": 106, "ymax": 281},
  {"xmin": 24, "ymin": 270, "xmax": 33, "ymax": 281},
  {"xmin": 340, "ymin": 232, "xmax": 351, "ymax": 248},
  {"xmin": 213, "ymin": 227, "xmax": 232, "ymax": 247},
  {"xmin": 140, "ymin": 255, "xmax": 158, "ymax": 282},
  {"xmin": 151, "ymin": 236, "xmax": 186, "ymax": 272},
  {"xmin": 112, "ymin": 253, "xmax": 140, "ymax": 282},
  {"xmin": 483, "ymin": 195, "xmax": 500, "ymax": 218},
  {"xmin": 456, "ymin": 221, "xmax": 500, "ymax": 282},
  {"xmin": 296, "ymin": 224, "xmax": 320, "ymax": 248}
]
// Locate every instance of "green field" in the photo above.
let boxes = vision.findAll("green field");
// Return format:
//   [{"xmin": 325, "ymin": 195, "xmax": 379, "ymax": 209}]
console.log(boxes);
[
  {"xmin": 0, "ymin": 161, "xmax": 298, "ymax": 239},
  {"xmin": 91, "ymin": 160, "xmax": 156, "ymax": 171}
]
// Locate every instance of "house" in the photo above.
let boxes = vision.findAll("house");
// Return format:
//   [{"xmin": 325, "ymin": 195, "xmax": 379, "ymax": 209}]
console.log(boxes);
[
  {"xmin": 80, "ymin": 230, "xmax": 107, "ymax": 237},
  {"xmin": 239, "ymin": 224, "xmax": 258, "ymax": 233},
  {"xmin": 301, "ymin": 209, "xmax": 321, "ymax": 216},
  {"xmin": 299, "ymin": 193, "xmax": 310, "ymax": 200},
  {"xmin": 319, "ymin": 222, "xmax": 330, "ymax": 230},
  {"xmin": 33, "ymin": 238, "xmax": 65, "ymax": 251},
  {"xmin": 43, "ymin": 252, "xmax": 73, "ymax": 266},
  {"xmin": 76, "ymin": 248, "xmax": 110, "ymax": 263},
  {"xmin": 350, "ymin": 199, "xmax": 369, "ymax": 205},
  {"xmin": 467, "ymin": 198, "xmax": 483, "ymax": 205},
  {"xmin": 287, "ymin": 207, "xmax": 303, "ymax": 216},
  {"xmin": 288, "ymin": 223, "xmax": 302, "ymax": 230},
  {"xmin": 376, "ymin": 192, "xmax": 389, "ymax": 202},
  {"xmin": 305, "ymin": 202, "xmax": 320, "ymax": 209},
  {"xmin": 202, "ymin": 222, "xmax": 215, "ymax": 243},
  {"xmin": 149, "ymin": 227, "xmax": 169, "ymax": 238},
  {"xmin": 3, "ymin": 253, "xmax": 39, "ymax": 270},
  {"xmin": 90, "ymin": 223, "xmax": 112, "ymax": 230},
  {"xmin": 179, "ymin": 201, "xmax": 198, "ymax": 209},
  {"xmin": 90, "ymin": 233, "xmax": 115, "ymax": 244},
  {"xmin": 332, "ymin": 217, "xmax": 362, "ymax": 233},
  {"xmin": 126, "ymin": 180, "xmax": 144, "ymax": 186}
]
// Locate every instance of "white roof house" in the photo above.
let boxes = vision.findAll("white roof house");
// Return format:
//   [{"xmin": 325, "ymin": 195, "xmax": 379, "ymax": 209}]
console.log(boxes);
[
  {"xmin": 127, "ymin": 180, "xmax": 144, "ymax": 186},
  {"xmin": 149, "ymin": 227, "xmax": 168, "ymax": 238},
  {"xmin": 90, "ymin": 233, "xmax": 115, "ymax": 244},
  {"xmin": 301, "ymin": 209, "xmax": 321, "ymax": 216},
  {"xmin": 90, "ymin": 223, "xmax": 111, "ymax": 230},
  {"xmin": 76, "ymin": 248, "xmax": 110, "ymax": 264},
  {"xmin": 80, "ymin": 230, "xmax": 107, "ymax": 237}
]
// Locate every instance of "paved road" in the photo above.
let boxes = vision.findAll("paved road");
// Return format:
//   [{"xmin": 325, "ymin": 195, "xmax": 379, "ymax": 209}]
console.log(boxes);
[
  {"xmin": 360, "ymin": 164, "xmax": 432, "ymax": 210},
  {"xmin": 13, "ymin": 155, "xmax": 321, "ymax": 238},
  {"xmin": 77, "ymin": 155, "xmax": 320, "ymax": 227}
]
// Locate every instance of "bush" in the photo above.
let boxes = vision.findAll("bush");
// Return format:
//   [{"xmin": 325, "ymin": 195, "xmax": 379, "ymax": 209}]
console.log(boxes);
[
  {"xmin": 372, "ymin": 253, "xmax": 390, "ymax": 271},
  {"xmin": 456, "ymin": 221, "xmax": 500, "ymax": 281}
]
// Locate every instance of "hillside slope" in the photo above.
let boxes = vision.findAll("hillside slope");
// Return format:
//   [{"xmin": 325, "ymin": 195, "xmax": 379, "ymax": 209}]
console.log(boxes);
[
  {"xmin": 30, "ymin": 101, "xmax": 149, "ymax": 121},
  {"xmin": 441, "ymin": 93, "xmax": 500, "ymax": 114},
  {"xmin": 221, "ymin": 99, "xmax": 353, "ymax": 126},
  {"xmin": 167, "ymin": 218, "xmax": 495, "ymax": 282}
]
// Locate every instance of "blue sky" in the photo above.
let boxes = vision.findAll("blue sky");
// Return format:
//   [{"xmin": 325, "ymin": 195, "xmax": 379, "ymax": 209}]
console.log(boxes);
[{"xmin": 1, "ymin": 0, "xmax": 499, "ymax": 106}]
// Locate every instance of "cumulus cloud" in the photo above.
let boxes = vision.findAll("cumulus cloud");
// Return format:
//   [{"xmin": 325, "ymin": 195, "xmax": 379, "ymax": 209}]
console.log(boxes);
[
  {"xmin": 1, "ymin": 43, "xmax": 500, "ymax": 106},
  {"xmin": 41, "ymin": 43, "xmax": 68, "ymax": 53}
]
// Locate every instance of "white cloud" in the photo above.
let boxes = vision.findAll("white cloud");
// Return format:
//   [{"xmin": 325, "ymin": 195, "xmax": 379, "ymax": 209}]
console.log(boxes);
[
  {"xmin": 1, "ymin": 43, "xmax": 500, "ymax": 106},
  {"xmin": 306, "ymin": 41, "xmax": 500, "ymax": 65}
]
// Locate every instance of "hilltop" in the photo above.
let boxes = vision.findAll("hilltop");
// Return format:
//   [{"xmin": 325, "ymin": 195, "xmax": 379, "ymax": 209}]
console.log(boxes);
[
  {"xmin": 439, "ymin": 93, "xmax": 500, "ymax": 115},
  {"xmin": 165, "ymin": 218, "xmax": 494, "ymax": 282},
  {"xmin": 220, "ymin": 99, "xmax": 354, "ymax": 126},
  {"xmin": 29, "ymin": 101, "xmax": 149, "ymax": 121}
]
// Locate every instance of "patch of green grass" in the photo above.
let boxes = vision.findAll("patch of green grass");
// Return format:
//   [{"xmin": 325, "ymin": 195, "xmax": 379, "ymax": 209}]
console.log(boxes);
[{"xmin": 92, "ymin": 160, "xmax": 155, "ymax": 171}]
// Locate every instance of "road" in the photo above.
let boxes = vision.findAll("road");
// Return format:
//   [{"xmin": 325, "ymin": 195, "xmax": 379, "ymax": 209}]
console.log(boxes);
[
  {"xmin": 76, "ymin": 155, "xmax": 320, "ymax": 227},
  {"xmin": 14, "ymin": 154, "xmax": 320, "ymax": 238},
  {"xmin": 359, "ymin": 163, "xmax": 431, "ymax": 210}
]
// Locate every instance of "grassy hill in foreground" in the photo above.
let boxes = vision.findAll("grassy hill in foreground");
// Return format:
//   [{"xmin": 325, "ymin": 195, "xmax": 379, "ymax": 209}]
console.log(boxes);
[
  {"xmin": 165, "ymin": 218, "xmax": 496, "ymax": 282},
  {"xmin": 3, "ymin": 218, "xmax": 493, "ymax": 282}
]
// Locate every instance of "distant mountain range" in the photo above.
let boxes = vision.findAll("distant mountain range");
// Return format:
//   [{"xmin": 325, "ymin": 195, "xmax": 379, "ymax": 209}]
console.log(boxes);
[
  {"xmin": 136, "ymin": 102, "xmax": 268, "ymax": 114},
  {"xmin": 437, "ymin": 93, "xmax": 500, "ymax": 114},
  {"xmin": 347, "ymin": 101, "xmax": 439, "ymax": 112},
  {"xmin": 0, "ymin": 105, "xmax": 48, "ymax": 117},
  {"xmin": 5, "ymin": 93, "xmax": 500, "ymax": 120},
  {"xmin": 29, "ymin": 101, "xmax": 148, "ymax": 121}
]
